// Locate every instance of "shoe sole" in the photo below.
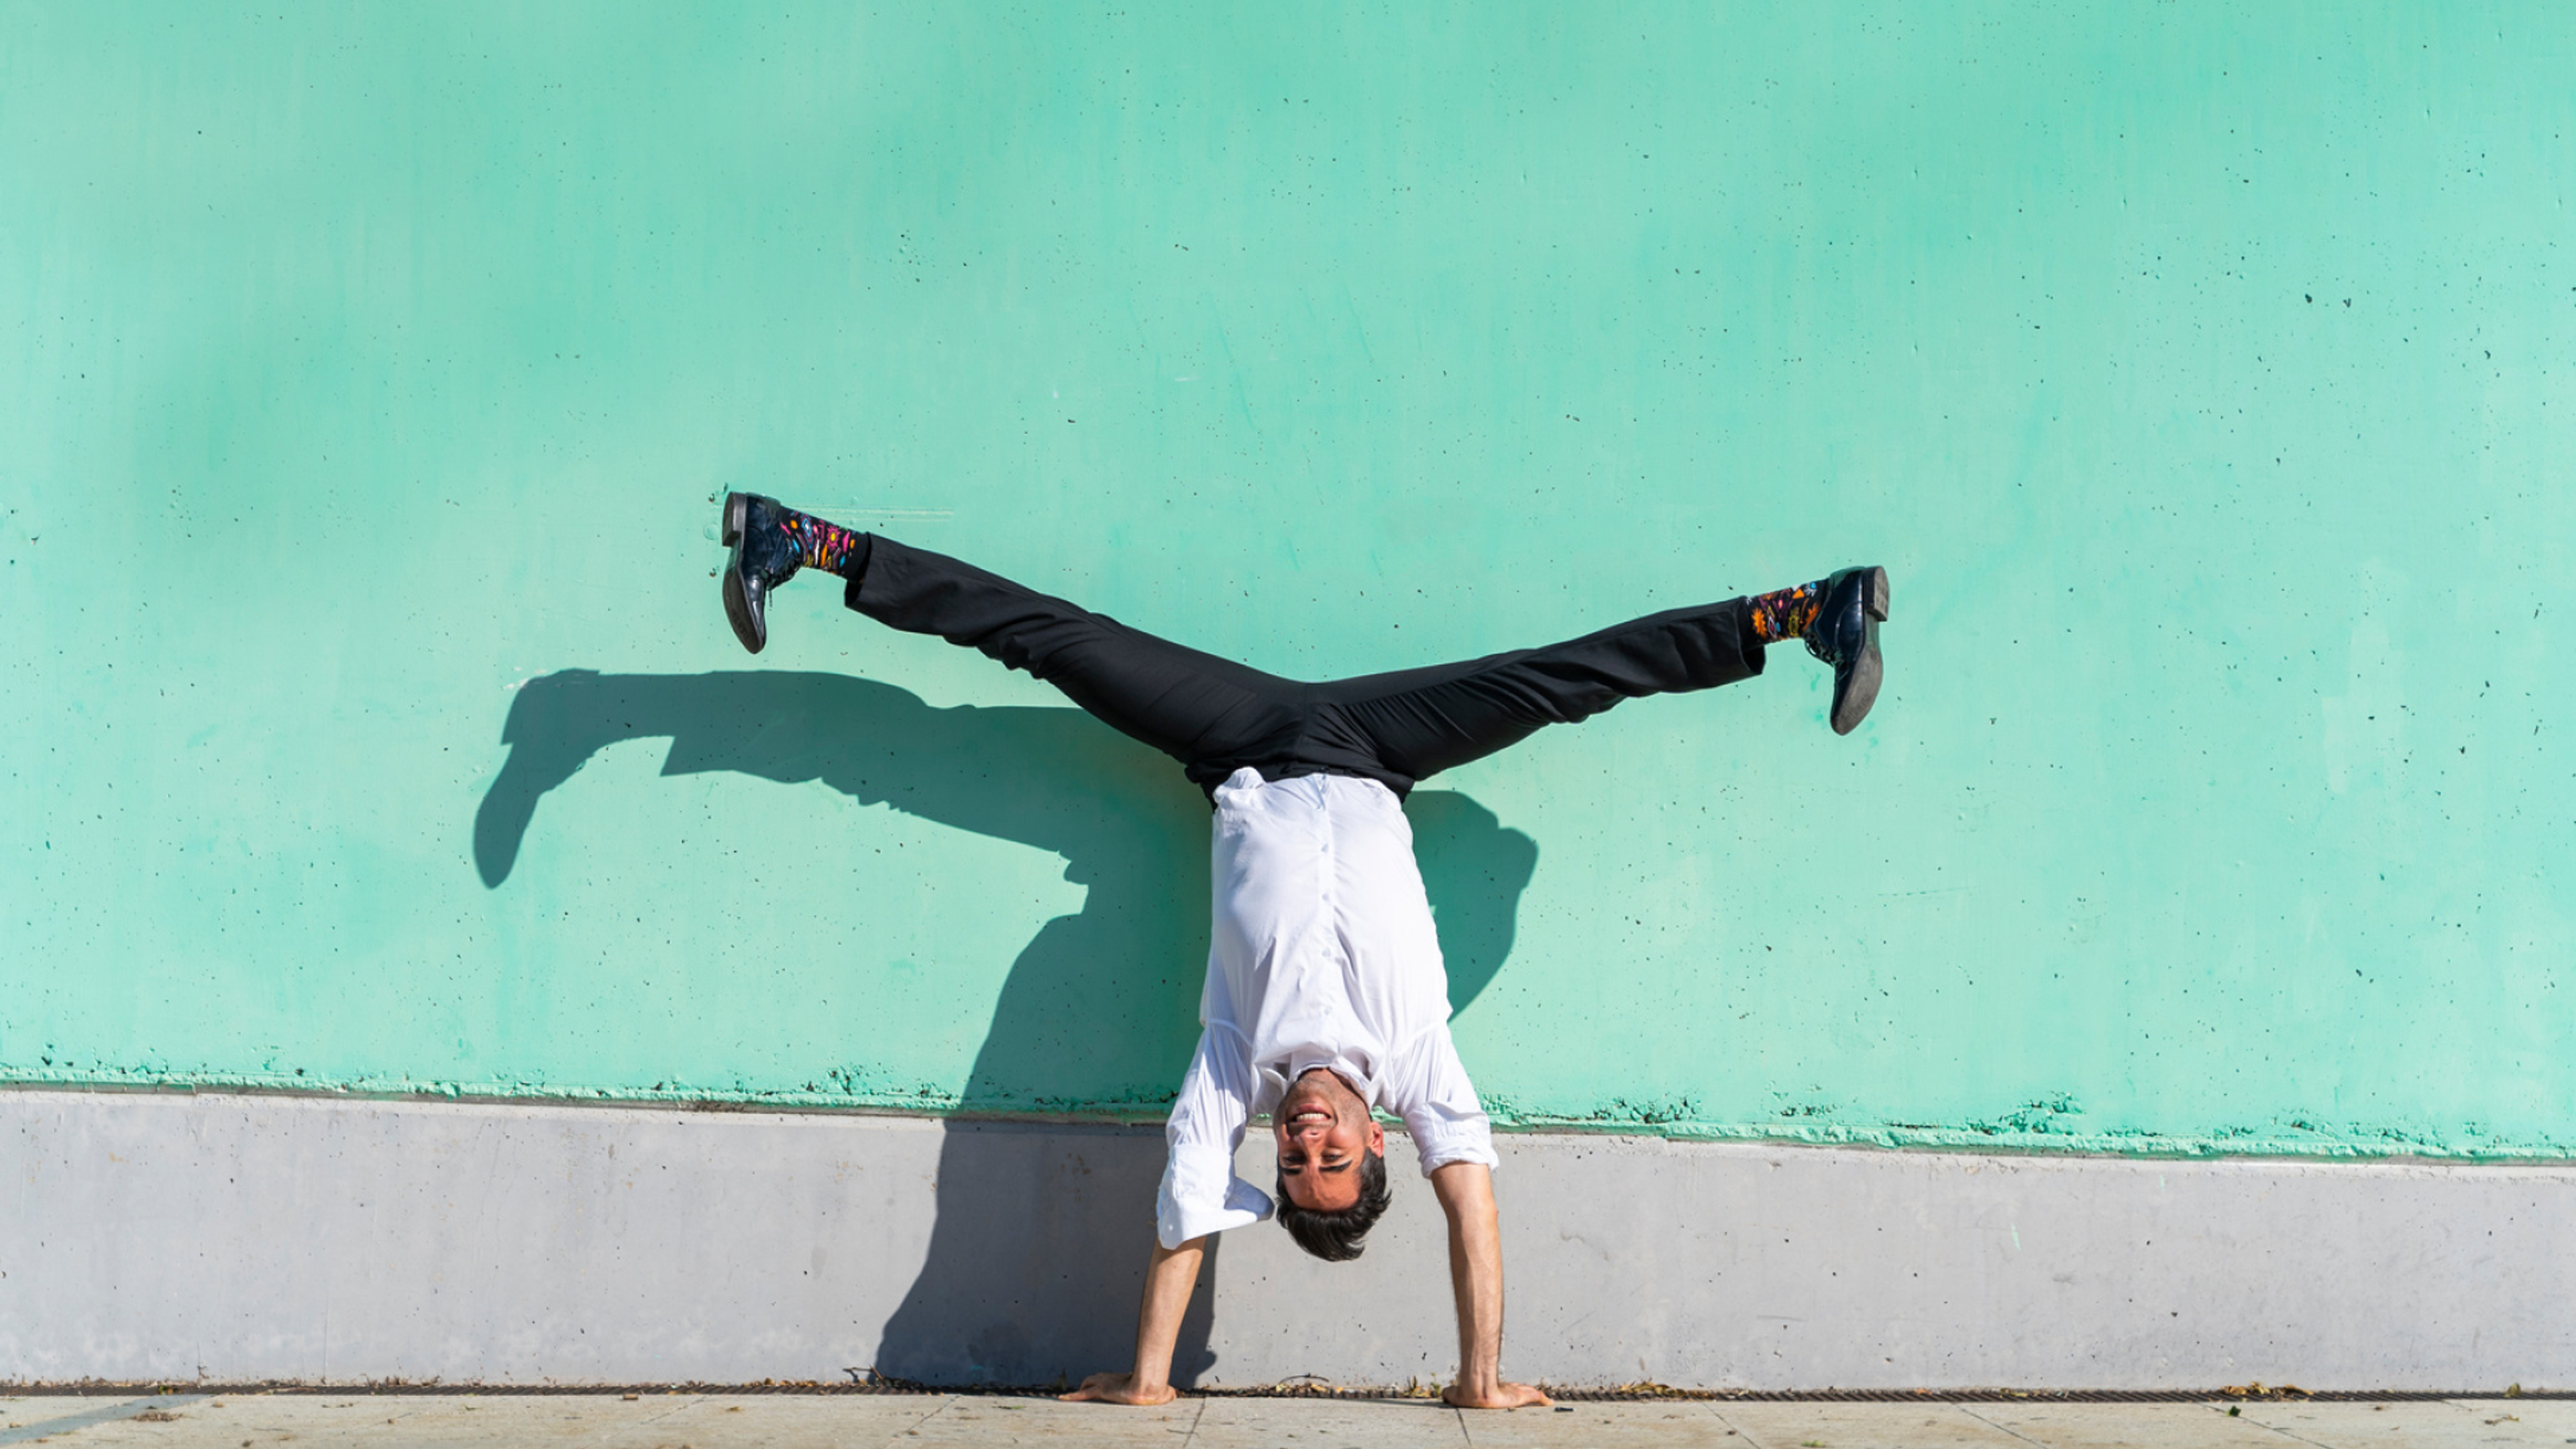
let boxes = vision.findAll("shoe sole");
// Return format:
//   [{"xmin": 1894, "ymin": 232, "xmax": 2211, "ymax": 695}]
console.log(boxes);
[
  {"xmin": 1829, "ymin": 566, "xmax": 1889, "ymax": 736},
  {"xmin": 719, "ymin": 492, "xmax": 765, "ymax": 654}
]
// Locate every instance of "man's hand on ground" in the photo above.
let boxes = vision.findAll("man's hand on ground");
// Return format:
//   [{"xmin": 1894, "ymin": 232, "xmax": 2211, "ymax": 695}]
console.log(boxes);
[
  {"xmin": 1442, "ymin": 1381, "xmax": 1554, "ymax": 1410},
  {"xmin": 1059, "ymin": 1372, "xmax": 1177, "ymax": 1407},
  {"xmin": 1064, "ymin": 1234, "xmax": 1204, "ymax": 1407}
]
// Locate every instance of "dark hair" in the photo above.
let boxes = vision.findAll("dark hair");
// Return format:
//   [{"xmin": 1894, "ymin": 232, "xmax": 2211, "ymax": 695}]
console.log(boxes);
[{"xmin": 1275, "ymin": 1147, "xmax": 1391, "ymax": 1262}]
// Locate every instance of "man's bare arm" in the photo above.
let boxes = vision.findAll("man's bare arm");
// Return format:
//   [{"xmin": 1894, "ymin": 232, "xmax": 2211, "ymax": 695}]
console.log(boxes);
[
  {"xmin": 1059, "ymin": 1234, "xmax": 1203, "ymax": 1405},
  {"xmin": 1429, "ymin": 1161, "xmax": 1552, "ymax": 1409}
]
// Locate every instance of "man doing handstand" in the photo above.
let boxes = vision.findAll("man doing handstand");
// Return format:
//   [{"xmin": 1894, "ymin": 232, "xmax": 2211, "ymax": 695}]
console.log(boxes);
[{"xmin": 717, "ymin": 493, "xmax": 1890, "ymax": 1408}]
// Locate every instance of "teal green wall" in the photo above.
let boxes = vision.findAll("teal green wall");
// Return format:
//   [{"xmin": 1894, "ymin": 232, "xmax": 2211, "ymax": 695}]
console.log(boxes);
[{"xmin": 7, "ymin": 3, "xmax": 2572, "ymax": 1157}]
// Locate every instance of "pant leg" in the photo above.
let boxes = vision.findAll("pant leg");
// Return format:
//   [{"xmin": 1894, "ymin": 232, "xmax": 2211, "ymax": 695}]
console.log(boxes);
[
  {"xmin": 1311, "ymin": 598, "xmax": 1767, "ymax": 786},
  {"xmin": 845, "ymin": 534, "xmax": 1304, "ymax": 772}
]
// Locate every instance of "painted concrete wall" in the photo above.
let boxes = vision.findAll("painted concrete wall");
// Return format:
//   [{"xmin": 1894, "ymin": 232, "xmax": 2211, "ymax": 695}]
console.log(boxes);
[
  {"xmin": 5, "ymin": 4, "xmax": 2573, "ymax": 1156},
  {"xmin": 9, "ymin": 1094, "xmax": 2573, "ymax": 1389}
]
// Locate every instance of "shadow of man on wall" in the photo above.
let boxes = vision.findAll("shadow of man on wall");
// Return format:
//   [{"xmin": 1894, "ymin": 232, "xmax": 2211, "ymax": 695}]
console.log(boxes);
[{"xmin": 475, "ymin": 668, "xmax": 1537, "ymax": 1387}]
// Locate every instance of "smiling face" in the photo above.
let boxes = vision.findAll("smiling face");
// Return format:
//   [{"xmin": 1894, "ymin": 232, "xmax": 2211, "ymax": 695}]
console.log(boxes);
[{"xmin": 1273, "ymin": 1067, "xmax": 1386, "ymax": 1212}]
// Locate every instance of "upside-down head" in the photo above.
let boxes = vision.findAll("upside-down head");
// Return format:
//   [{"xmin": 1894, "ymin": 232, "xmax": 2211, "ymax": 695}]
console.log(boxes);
[{"xmin": 1271, "ymin": 1067, "xmax": 1392, "ymax": 1261}]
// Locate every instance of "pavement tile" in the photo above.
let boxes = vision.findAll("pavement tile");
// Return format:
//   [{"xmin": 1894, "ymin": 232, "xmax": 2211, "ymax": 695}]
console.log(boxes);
[
  {"xmin": 380, "ymin": 1392, "xmax": 727, "ymax": 1448},
  {"xmin": 900, "ymin": 1393, "xmax": 1199, "ymax": 1446},
  {"xmin": 2233, "ymin": 1399, "xmax": 2576, "ymax": 1448},
  {"xmin": 1, "ymin": 1395, "xmax": 207, "ymax": 1445},
  {"xmin": 1461, "ymin": 1400, "xmax": 1740, "ymax": 1445},
  {"xmin": 1964, "ymin": 1402, "xmax": 2306, "ymax": 1448},
  {"xmin": 1714, "ymin": 1402, "xmax": 2029, "ymax": 1449},
  {"xmin": 590, "ymin": 1393, "xmax": 955, "ymax": 1447},
  {"xmin": 1191, "ymin": 1395, "xmax": 1468, "ymax": 1447},
  {"xmin": 57, "ymin": 1393, "xmax": 716, "ymax": 1447}
]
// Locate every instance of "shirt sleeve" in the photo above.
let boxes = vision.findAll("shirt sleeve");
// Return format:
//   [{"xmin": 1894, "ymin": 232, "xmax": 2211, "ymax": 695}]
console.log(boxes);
[
  {"xmin": 1379, "ymin": 1024, "xmax": 1498, "ymax": 1176},
  {"xmin": 1157, "ymin": 1025, "xmax": 1274, "ymax": 1248}
]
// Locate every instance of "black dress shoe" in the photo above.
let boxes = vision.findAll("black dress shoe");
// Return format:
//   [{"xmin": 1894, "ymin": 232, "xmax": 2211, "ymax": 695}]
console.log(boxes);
[
  {"xmin": 720, "ymin": 491, "xmax": 802, "ymax": 654},
  {"xmin": 1801, "ymin": 565, "xmax": 1890, "ymax": 735}
]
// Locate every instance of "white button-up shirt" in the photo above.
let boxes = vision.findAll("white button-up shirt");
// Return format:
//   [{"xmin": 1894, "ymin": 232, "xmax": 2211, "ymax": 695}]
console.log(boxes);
[{"xmin": 1155, "ymin": 768, "xmax": 1498, "ymax": 1248}]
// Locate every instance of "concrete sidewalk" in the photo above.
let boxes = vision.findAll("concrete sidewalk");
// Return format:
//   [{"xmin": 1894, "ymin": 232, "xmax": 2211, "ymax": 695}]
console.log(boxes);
[{"xmin": 3, "ymin": 1394, "xmax": 2567, "ymax": 1447}]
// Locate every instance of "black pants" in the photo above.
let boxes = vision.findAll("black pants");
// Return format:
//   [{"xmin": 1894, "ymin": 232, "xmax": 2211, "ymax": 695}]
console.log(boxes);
[{"xmin": 844, "ymin": 535, "xmax": 1768, "ymax": 799}]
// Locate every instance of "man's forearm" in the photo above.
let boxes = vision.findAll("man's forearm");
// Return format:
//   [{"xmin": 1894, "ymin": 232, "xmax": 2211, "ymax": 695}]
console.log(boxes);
[
  {"xmin": 1127, "ymin": 1235, "xmax": 1205, "ymax": 1393},
  {"xmin": 1060, "ymin": 1233, "xmax": 1205, "ymax": 1406},
  {"xmin": 1431, "ymin": 1163, "xmax": 1507, "ymax": 1396}
]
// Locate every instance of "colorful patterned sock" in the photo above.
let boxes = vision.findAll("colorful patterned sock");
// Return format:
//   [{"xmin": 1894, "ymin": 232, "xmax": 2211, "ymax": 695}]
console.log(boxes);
[
  {"xmin": 777, "ymin": 509, "xmax": 868, "ymax": 578},
  {"xmin": 1748, "ymin": 579, "xmax": 1827, "ymax": 643}
]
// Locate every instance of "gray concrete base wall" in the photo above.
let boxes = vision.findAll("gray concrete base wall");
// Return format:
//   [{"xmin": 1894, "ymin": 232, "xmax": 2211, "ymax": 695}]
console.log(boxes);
[{"xmin": 3, "ymin": 1091, "xmax": 2569, "ymax": 1389}]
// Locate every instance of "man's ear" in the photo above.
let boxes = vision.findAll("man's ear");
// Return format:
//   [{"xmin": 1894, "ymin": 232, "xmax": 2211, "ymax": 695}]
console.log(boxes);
[{"xmin": 1364, "ymin": 1118, "xmax": 1386, "ymax": 1155}]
